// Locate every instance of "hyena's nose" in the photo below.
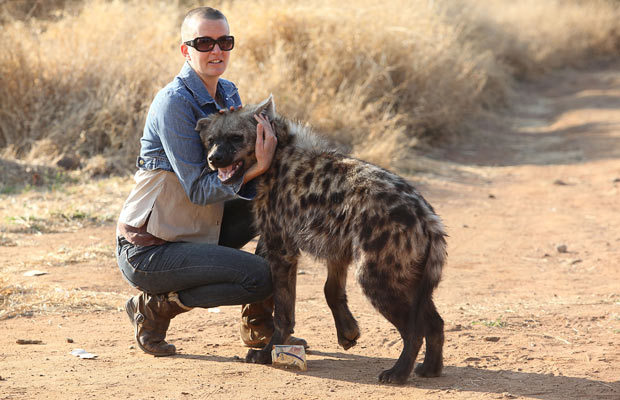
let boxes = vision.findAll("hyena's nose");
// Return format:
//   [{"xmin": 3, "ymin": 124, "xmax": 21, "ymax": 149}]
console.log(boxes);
[{"xmin": 208, "ymin": 153, "xmax": 223, "ymax": 164}]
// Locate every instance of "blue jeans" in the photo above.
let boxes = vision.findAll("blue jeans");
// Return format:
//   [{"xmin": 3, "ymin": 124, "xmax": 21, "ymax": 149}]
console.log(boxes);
[{"xmin": 116, "ymin": 199, "xmax": 272, "ymax": 308}]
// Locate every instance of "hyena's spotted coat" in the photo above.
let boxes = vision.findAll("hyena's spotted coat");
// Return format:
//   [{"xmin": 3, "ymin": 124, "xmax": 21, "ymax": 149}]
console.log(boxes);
[{"xmin": 197, "ymin": 96, "xmax": 447, "ymax": 384}]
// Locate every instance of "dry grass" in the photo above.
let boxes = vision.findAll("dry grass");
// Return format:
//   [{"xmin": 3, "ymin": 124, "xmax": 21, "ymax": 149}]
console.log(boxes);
[
  {"xmin": 0, "ymin": 275, "xmax": 124, "ymax": 320},
  {"xmin": 1, "ymin": 0, "xmax": 618, "ymax": 175},
  {"xmin": 0, "ymin": 0, "xmax": 180, "ymax": 172},
  {"xmin": 0, "ymin": 174, "xmax": 131, "ymax": 319},
  {"xmin": 0, "ymin": 175, "xmax": 132, "ymax": 235},
  {"xmin": 461, "ymin": 0, "xmax": 620, "ymax": 79}
]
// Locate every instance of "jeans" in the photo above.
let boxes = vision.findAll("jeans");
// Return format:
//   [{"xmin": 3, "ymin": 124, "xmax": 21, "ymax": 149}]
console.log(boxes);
[{"xmin": 116, "ymin": 199, "xmax": 272, "ymax": 308}]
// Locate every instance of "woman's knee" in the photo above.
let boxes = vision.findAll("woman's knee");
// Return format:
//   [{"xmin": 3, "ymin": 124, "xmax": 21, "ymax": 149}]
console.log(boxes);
[{"xmin": 250, "ymin": 259, "xmax": 273, "ymax": 298}]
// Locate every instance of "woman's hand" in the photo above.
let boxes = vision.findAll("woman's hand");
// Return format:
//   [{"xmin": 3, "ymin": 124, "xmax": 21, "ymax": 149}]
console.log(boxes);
[{"xmin": 243, "ymin": 113, "xmax": 278, "ymax": 184}]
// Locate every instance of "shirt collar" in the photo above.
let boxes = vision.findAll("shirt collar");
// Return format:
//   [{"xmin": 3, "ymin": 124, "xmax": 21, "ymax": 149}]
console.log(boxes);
[{"xmin": 178, "ymin": 61, "xmax": 220, "ymax": 107}]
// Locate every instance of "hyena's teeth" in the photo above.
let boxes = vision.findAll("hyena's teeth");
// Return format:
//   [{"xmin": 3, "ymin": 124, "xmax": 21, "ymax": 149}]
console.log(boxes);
[{"xmin": 217, "ymin": 161, "xmax": 242, "ymax": 181}]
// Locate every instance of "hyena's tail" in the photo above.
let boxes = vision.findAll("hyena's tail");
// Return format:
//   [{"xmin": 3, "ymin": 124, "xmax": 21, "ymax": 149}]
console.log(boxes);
[
  {"xmin": 410, "ymin": 214, "xmax": 447, "ymax": 334},
  {"xmin": 421, "ymin": 214, "xmax": 447, "ymax": 290}
]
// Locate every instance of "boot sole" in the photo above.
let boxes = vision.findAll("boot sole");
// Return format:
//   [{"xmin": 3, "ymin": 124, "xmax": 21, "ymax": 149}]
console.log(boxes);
[{"xmin": 125, "ymin": 298, "xmax": 175, "ymax": 357}]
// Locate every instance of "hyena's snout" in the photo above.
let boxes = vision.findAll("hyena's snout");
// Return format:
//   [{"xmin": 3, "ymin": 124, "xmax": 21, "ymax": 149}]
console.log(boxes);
[
  {"xmin": 207, "ymin": 146, "xmax": 234, "ymax": 169},
  {"xmin": 207, "ymin": 144, "xmax": 245, "ymax": 184}
]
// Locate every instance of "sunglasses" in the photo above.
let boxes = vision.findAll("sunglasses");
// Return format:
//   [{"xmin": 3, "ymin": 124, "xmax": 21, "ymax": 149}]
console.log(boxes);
[{"xmin": 184, "ymin": 35, "xmax": 235, "ymax": 52}]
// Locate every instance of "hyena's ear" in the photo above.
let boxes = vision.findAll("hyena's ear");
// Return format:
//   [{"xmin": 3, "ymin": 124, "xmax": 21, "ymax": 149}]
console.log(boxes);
[
  {"xmin": 254, "ymin": 94, "xmax": 276, "ymax": 120},
  {"xmin": 195, "ymin": 117, "xmax": 211, "ymax": 132}
]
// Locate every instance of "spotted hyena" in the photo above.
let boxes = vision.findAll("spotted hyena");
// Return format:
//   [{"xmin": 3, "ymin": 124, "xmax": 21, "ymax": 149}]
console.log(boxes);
[{"xmin": 196, "ymin": 96, "xmax": 447, "ymax": 384}]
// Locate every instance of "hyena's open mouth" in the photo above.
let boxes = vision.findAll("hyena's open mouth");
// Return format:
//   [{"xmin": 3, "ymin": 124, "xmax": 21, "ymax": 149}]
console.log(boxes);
[{"xmin": 217, "ymin": 160, "xmax": 244, "ymax": 184}]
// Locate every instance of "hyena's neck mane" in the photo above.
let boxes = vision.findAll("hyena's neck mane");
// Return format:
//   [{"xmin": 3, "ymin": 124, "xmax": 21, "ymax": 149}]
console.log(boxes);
[{"xmin": 272, "ymin": 115, "xmax": 331, "ymax": 155}]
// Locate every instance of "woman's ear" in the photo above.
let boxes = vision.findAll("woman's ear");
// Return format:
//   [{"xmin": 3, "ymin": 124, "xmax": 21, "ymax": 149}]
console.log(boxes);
[{"xmin": 181, "ymin": 43, "xmax": 191, "ymax": 60}]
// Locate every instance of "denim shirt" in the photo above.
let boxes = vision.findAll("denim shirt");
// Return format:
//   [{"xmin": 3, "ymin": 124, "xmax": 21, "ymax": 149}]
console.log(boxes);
[{"xmin": 137, "ymin": 61, "xmax": 248, "ymax": 205}]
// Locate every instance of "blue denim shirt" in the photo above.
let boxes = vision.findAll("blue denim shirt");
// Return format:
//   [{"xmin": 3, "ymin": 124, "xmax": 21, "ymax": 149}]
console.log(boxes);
[{"xmin": 137, "ymin": 61, "xmax": 250, "ymax": 205}]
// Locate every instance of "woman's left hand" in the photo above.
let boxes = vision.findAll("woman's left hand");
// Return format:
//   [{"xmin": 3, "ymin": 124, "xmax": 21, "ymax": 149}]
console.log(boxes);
[
  {"xmin": 242, "ymin": 113, "xmax": 277, "ymax": 184},
  {"xmin": 253, "ymin": 113, "xmax": 278, "ymax": 174}
]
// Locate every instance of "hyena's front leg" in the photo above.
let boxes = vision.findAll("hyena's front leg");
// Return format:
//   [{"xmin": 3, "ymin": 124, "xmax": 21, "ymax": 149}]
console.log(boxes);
[
  {"xmin": 324, "ymin": 259, "xmax": 360, "ymax": 350},
  {"xmin": 246, "ymin": 247, "xmax": 300, "ymax": 364}
]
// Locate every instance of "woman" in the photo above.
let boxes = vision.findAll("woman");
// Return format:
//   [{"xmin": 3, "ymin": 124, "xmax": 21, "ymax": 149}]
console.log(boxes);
[{"xmin": 116, "ymin": 6, "xmax": 304, "ymax": 356}]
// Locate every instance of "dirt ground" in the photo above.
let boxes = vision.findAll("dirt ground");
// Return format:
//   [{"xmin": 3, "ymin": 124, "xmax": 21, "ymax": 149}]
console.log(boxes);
[{"xmin": 1, "ymin": 62, "xmax": 619, "ymax": 400}]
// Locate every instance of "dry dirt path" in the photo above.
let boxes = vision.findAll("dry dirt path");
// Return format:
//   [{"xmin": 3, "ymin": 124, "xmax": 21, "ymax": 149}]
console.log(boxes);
[{"xmin": 1, "ymin": 62, "xmax": 619, "ymax": 400}]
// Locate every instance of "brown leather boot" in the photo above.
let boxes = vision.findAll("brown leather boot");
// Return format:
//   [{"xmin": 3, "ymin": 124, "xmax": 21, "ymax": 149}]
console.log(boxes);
[
  {"xmin": 240, "ymin": 297, "xmax": 309, "ymax": 349},
  {"xmin": 125, "ymin": 292, "xmax": 192, "ymax": 356}
]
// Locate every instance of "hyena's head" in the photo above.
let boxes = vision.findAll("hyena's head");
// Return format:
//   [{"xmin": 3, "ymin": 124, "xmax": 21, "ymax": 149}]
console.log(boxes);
[{"xmin": 195, "ymin": 95, "xmax": 278, "ymax": 184}]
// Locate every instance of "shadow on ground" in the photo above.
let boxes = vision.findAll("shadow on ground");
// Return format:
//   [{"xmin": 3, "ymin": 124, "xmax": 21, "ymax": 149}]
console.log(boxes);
[{"xmin": 171, "ymin": 349, "xmax": 619, "ymax": 399}]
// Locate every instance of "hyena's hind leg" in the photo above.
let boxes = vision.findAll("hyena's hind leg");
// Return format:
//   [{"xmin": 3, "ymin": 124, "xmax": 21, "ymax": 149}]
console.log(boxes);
[
  {"xmin": 324, "ymin": 258, "xmax": 360, "ymax": 350},
  {"xmin": 359, "ymin": 264, "xmax": 425, "ymax": 384},
  {"xmin": 246, "ymin": 243, "xmax": 300, "ymax": 365},
  {"xmin": 375, "ymin": 295, "xmax": 425, "ymax": 385},
  {"xmin": 375, "ymin": 280, "xmax": 444, "ymax": 383},
  {"xmin": 414, "ymin": 298, "xmax": 444, "ymax": 377}
]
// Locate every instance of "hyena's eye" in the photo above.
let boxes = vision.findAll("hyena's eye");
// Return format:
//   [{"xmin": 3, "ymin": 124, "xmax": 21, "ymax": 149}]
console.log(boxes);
[
  {"xmin": 206, "ymin": 138, "xmax": 214, "ymax": 146},
  {"xmin": 230, "ymin": 134, "xmax": 244, "ymax": 142}
]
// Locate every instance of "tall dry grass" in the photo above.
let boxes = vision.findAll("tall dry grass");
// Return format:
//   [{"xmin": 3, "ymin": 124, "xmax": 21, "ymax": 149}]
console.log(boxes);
[
  {"xmin": 461, "ymin": 0, "xmax": 620, "ymax": 78},
  {"xmin": 0, "ymin": 0, "xmax": 182, "ymax": 175},
  {"xmin": 0, "ymin": 0, "xmax": 619, "ymax": 175}
]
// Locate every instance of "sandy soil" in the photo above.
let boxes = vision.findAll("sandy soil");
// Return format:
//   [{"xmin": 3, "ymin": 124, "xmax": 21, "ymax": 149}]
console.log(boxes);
[{"xmin": 1, "ymin": 62, "xmax": 619, "ymax": 400}]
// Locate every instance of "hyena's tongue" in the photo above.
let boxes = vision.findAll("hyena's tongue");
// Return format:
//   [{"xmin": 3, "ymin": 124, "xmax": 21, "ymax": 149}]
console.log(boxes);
[{"xmin": 217, "ymin": 162, "xmax": 240, "ymax": 181}]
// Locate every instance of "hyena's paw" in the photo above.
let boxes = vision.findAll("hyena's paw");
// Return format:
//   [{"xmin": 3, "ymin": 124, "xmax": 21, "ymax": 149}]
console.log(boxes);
[
  {"xmin": 245, "ymin": 348, "xmax": 272, "ymax": 364},
  {"xmin": 378, "ymin": 366, "xmax": 410, "ymax": 385},
  {"xmin": 414, "ymin": 361, "xmax": 443, "ymax": 378},
  {"xmin": 336, "ymin": 318, "xmax": 360, "ymax": 350},
  {"xmin": 337, "ymin": 327, "xmax": 360, "ymax": 350}
]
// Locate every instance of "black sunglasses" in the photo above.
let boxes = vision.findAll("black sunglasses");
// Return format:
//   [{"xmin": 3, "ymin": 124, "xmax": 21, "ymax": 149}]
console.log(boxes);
[{"xmin": 184, "ymin": 35, "xmax": 234, "ymax": 52}]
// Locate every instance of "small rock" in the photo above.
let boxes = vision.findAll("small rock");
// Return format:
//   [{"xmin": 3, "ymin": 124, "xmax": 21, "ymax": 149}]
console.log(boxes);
[
  {"xmin": 557, "ymin": 244, "xmax": 568, "ymax": 253},
  {"xmin": 66, "ymin": 338, "xmax": 74, "ymax": 343},
  {"xmin": 485, "ymin": 336, "xmax": 501, "ymax": 342},
  {"xmin": 56, "ymin": 156, "xmax": 81, "ymax": 170},
  {"xmin": 446, "ymin": 324, "xmax": 463, "ymax": 332},
  {"xmin": 488, "ymin": 194, "xmax": 496, "ymax": 199},
  {"xmin": 464, "ymin": 357, "xmax": 481, "ymax": 362},
  {"xmin": 571, "ymin": 259, "xmax": 582, "ymax": 265},
  {"xmin": 553, "ymin": 179, "xmax": 569, "ymax": 186},
  {"xmin": 613, "ymin": 178, "xmax": 620, "ymax": 184},
  {"xmin": 129, "ymin": 345, "xmax": 135, "ymax": 350}
]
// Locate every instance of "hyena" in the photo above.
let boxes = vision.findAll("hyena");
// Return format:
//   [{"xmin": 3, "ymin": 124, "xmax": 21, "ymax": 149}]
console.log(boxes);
[{"xmin": 196, "ymin": 96, "xmax": 447, "ymax": 384}]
